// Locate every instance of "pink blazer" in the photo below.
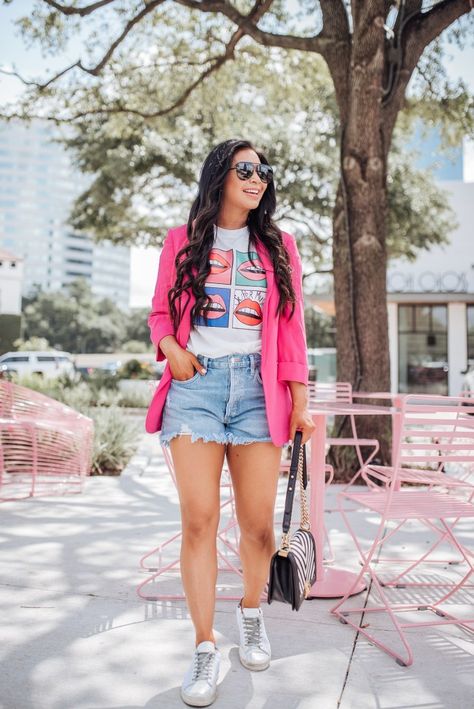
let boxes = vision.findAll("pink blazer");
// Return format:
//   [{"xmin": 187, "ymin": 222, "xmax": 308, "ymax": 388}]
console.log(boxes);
[{"xmin": 145, "ymin": 224, "xmax": 309, "ymax": 446}]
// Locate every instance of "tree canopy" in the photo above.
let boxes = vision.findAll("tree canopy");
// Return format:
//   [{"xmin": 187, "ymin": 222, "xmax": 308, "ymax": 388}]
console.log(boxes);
[
  {"xmin": 20, "ymin": 279, "xmax": 151, "ymax": 353},
  {"xmin": 1, "ymin": 1, "xmax": 471, "ymax": 282}
]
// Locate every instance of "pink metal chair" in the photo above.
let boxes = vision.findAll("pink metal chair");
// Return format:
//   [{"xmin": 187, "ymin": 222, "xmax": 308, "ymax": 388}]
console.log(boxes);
[
  {"xmin": 362, "ymin": 393, "xmax": 474, "ymax": 576},
  {"xmin": 331, "ymin": 394, "xmax": 474, "ymax": 666},
  {"xmin": 137, "ymin": 444, "xmax": 255, "ymax": 601},
  {"xmin": 0, "ymin": 380, "xmax": 93, "ymax": 500},
  {"xmin": 307, "ymin": 382, "xmax": 381, "ymax": 487}
]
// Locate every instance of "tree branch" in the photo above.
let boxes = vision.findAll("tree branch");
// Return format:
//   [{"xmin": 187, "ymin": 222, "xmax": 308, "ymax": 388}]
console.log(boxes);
[
  {"xmin": 174, "ymin": 0, "xmax": 340, "ymax": 52},
  {"xmin": 41, "ymin": 0, "xmax": 117, "ymax": 15},
  {"xmin": 403, "ymin": 0, "xmax": 473, "ymax": 77},
  {"xmin": 318, "ymin": 0, "xmax": 351, "ymax": 117},
  {"xmin": 320, "ymin": 0, "xmax": 351, "ymax": 39},
  {"xmin": 281, "ymin": 213, "xmax": 329, "ymax": 245},
  {"xmin": 1, "ymin": 22, "xmax": 246, "ymax": 122},
  {"xmin": 0, "ymin": 63, "xmax": 80, "ymax": 90},
  {"xmin": 78, "ymin": 0, "xmax": 167, "ymax": 76},
  {"xmin": 12, "ymin": 0, "xmax": 344, "ymax": 95},
  {"xmin": 381, "ymin": 0, "xmax": 471, "ymax": 140},
  {"xmin": 414, "ymin": 60, "xmax": 439, "ymax": 98},
  {"xmin": 10, "ymin": 0, "xmax": 166, "ymax": 88}
]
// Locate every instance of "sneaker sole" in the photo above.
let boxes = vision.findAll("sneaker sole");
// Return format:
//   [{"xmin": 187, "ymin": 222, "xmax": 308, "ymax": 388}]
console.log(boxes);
[
  {"xmin": 238, "ymin": 652, "xmax": 270, "ymax": 671},
  {"xmin": 180, "ymin": 688, "xmax": 217, "ymax": 707}
]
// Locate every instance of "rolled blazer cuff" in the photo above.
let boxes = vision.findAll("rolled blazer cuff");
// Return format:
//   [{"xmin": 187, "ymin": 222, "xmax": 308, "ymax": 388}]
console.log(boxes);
[{"xmin": 277, "ymin": 361, "xmax": 309, "ymax": 385}]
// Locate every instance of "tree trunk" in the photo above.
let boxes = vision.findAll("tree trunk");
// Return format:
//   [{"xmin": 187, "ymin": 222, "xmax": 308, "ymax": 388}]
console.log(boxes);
[{"xmin": 330, "ymin": 5, "xmax": 392, "ymax": 479}]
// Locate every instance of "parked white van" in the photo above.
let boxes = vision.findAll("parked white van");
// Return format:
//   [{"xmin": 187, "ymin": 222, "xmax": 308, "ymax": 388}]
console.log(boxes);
[{"xmin": 0, "ymin": 350, "xmax": 75, "ymax": 379}]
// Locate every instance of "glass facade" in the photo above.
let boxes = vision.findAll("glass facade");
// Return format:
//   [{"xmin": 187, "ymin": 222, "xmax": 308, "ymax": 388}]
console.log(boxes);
[
  {"xmin": 468, "ymin": 305, "xmax": 474, "ymax": 367},
  {"xmin": 0, "ymin": 121, "xmax": 130, "ymax": 310},
  {"xmin": 398, "ymin": 304, "xmax": 448, "ymax": 394}
]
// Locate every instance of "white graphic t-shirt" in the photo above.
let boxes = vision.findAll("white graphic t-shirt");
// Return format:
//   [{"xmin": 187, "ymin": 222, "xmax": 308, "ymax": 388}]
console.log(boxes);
[{"xmin": 186, "ymin": 224, "xmax": 268, "ymax": 357}]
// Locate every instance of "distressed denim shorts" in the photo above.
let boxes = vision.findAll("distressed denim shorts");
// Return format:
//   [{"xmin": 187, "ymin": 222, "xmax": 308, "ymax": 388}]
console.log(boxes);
[{"xmin": 160, "ymin": 352, "xmax": 273, "ymax": 447}]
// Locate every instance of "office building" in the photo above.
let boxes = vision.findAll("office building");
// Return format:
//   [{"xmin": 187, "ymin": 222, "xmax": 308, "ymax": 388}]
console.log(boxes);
[{"xmin": 0, "ymin": 120, "xmax": 130, "ymax": 310}]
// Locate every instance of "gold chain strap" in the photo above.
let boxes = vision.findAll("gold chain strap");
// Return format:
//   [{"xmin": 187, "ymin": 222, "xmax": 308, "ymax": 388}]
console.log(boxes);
[
  {"xmin": 298, "ymin": 443, "xmax": 311, "ymax": 531},
  {"xmin": 279, "ymin": 440, "xmax": 311, "ymax": 555}
]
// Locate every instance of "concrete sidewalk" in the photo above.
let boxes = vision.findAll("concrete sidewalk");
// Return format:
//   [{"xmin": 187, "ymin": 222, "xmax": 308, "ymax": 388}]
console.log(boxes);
[{"xmin": 0, "ymin": 432, "xmax": 473, "ymax": 709}]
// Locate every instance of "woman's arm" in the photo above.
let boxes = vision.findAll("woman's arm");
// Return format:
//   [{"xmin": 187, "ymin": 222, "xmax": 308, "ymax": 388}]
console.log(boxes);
[
  {"xmin": 276, "ymin": 233, "xmax": 309, "ymax": 385},
  {"xmin": 148, "ymin": 229, "xmax": 178, "ymax": 361},
  {"xmin": 147, "ymin": 228, "xmax": 205, "ymax": 379},
  {"xmin": 288, "ymin": 381, "xmax": 315, "ymax": 445},
  {"xmin": 288, "ymin": 381, "xmax": 308, "ymax": 410},
  {"xmin": 279, "ymin": 234, "xmax": 315, "ymax": 444}
]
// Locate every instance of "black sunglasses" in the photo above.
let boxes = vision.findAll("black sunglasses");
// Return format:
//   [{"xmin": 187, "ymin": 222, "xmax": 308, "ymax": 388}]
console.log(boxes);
[{"xmin": 228, "ymin": 161, "xmax": 274, "ymax": 184}]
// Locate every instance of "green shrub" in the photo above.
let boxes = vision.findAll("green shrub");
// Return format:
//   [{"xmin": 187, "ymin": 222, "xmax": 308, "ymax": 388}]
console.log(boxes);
[
  {"xmin": 86, "ymin": 369, "xmax": 119, "ymax": 392},
  {"xmin": 87, "ymin": 406, "xmax": 141, "ymax": 476},
  {"xmin": 118, "ymin": 358, "xmax": 155, "ymax": 380},
  {"xmin": 11, "ymin": 373, "xmax": 77, "ymax": 401},
  {"xmin": 120, "ymin": 340, "xmax": 153, "ymax": 354}
]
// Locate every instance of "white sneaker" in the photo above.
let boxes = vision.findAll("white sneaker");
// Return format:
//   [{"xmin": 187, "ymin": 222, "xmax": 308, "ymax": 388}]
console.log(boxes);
[
  {"xmin": 180, "ymin": 640, "xmax": 221, "ymax": 707},
  {"xmin": 235, "ymin": 599, "xmax": 271, "ymax": 671}
]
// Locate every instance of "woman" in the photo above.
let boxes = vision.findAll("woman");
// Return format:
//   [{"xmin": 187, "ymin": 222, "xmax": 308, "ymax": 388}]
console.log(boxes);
[{"xmin": 146, "ymin": 138, "xmax": 315, "ymax": 707}]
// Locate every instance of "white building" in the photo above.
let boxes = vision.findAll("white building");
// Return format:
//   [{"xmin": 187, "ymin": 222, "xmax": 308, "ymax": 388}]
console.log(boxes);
[
  {"xmin": 0, "ymin": 247, "xmax": 23, "ymax": 314},
  {"xmin": 0, "ymin": 120, "xmax": 131, "ymax": 310},
  {"xmin": 309, "ymin": 176, "xmax": 473, "ymax": 395},
  {"xmin": 387, "ymin": 180, "xmax": 474, "ymax": 396}
]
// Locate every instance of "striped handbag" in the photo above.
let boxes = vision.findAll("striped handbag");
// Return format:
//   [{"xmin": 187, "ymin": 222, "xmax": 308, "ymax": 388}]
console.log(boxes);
[{"xmin": 267, "ymin": 430, "xmax": 317, "ymax": 611}]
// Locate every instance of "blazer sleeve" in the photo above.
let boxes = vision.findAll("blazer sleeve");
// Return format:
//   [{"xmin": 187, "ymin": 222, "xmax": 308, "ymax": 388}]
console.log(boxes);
[
  {"xmin": 277, "ymin": 233, "xmax": 309, "ymax": 385},
  {"xmin": 147, "ymin": 228, "xmax": 177, "ymax": 362}
]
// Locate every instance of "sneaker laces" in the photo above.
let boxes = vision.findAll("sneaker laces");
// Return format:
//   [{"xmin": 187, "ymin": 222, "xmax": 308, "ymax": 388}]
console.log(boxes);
[
  {"xmin": 192, "ymin": 651, "xmax": 215, "ymax": 682},
  {"xmin": 242, "ymin": 615, "xmax": 264, "ymax": 648}
]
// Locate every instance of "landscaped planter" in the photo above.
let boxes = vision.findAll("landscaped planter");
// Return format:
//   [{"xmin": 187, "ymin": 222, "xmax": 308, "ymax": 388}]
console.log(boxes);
[{"xmin": 117, "ymin": 378, "xmax": 156, "ymax": 402}]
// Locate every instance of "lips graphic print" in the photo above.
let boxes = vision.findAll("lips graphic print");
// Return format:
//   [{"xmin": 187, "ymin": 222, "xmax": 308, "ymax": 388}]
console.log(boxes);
[
  {"xmin": 235, "ymin": 250, "xmax": 267, "ymax": 287},
  {"xmin": 207, "ymin": 248, "xmax": 233, "ymax": 284},
  {"xmin": 232, "ymin": 288, "xmax": 266, "ymax": 329},
  {"xmin": 202, "ymin": 293, "xmax": 226, "ymax": 319},
  {"xmin": 194, "ymin": 286, "xmax": 231, "ymax": 327}
]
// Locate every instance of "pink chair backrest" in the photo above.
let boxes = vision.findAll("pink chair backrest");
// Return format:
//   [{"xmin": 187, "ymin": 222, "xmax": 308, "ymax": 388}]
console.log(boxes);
[
  {"xmin": 0, "ymin": 380, "xmax": 87, "ymax": 427},
  {"xmin": 0, "ymin": 380, "xmax": 94, "ymax": 494},
  {"xmin": 307, "ymin": 381, "xmax": 352, "ymax": 404},
  {"xmin": 393, "ymin": 394, "xmax": 474, "ymax": 477}
]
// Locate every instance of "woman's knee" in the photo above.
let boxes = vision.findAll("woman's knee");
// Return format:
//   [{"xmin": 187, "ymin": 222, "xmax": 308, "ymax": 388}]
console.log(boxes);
[
  {"xmin": 239, "ymin": 521, "xmax": 274, "ymax": 546},
  {"xmin": 181, "ymin": 511, "xmax": 220, "ymax": 541}
]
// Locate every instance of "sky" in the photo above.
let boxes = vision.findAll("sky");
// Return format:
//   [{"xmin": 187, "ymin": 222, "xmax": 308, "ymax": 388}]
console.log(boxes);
[{"xmin": 0, "ymin": 1, "xmax": 473, "ymax": 307}]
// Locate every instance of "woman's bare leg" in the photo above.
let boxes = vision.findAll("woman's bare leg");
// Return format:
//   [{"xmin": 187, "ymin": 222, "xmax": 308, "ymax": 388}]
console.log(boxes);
[
  {"xmin": 169, "ymin": 436, "xmax": 226, "ymax": 646},
  {"xmin": 226, "ymin": 441, "xmax": 282, "ymax": 607}
]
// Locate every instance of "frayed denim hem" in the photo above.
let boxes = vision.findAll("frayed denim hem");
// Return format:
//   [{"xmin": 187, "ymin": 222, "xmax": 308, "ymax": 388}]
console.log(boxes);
[
  {"xmin": 160, "ymin": 431, "xmax": 273, "ymax": 448},
  {"xmin": 160, "ymin": 431, "xmax": 228, "ymax": 448},
  {"xmin": 226, "ymin": 434, "xmax": 273, "ymax": 446}
]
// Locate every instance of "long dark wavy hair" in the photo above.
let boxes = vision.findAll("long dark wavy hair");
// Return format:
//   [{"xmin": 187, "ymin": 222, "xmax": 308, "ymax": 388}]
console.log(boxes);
[{"xmin": 168, "ymin": 138, "xmax": 296, "ymax": 331}]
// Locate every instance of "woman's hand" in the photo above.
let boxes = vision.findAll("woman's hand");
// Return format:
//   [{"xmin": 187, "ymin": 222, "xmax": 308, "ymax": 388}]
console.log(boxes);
[
  {"xmin": 287, "ymin": 381, "xmax": 315, "ymax": 445},
  {"xmin": 169, "ymin": 349, "xmax": 206, "ymax": 381},
  {"xmin": 158, "ymin": 336, "xmax": 206, "ymax": 381},
  {"xmin": 289, "ymin": 405, "xmax": 316, "ymax": 445}
]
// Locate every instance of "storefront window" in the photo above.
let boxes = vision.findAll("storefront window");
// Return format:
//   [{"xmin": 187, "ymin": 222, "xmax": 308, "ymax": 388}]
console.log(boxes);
[
  {"xmin": 398, "ymin": 304, "xmax": 448, "ymax": 394},
  {"xmin": 468, "ymin": 305, "xmax": 474, "ymax": 367}
]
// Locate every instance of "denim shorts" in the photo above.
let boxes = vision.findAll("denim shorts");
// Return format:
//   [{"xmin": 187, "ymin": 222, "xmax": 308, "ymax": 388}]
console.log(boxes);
[{"xmin": 160, "ymin": 352, "xmax": 273, "ymax": 447}]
